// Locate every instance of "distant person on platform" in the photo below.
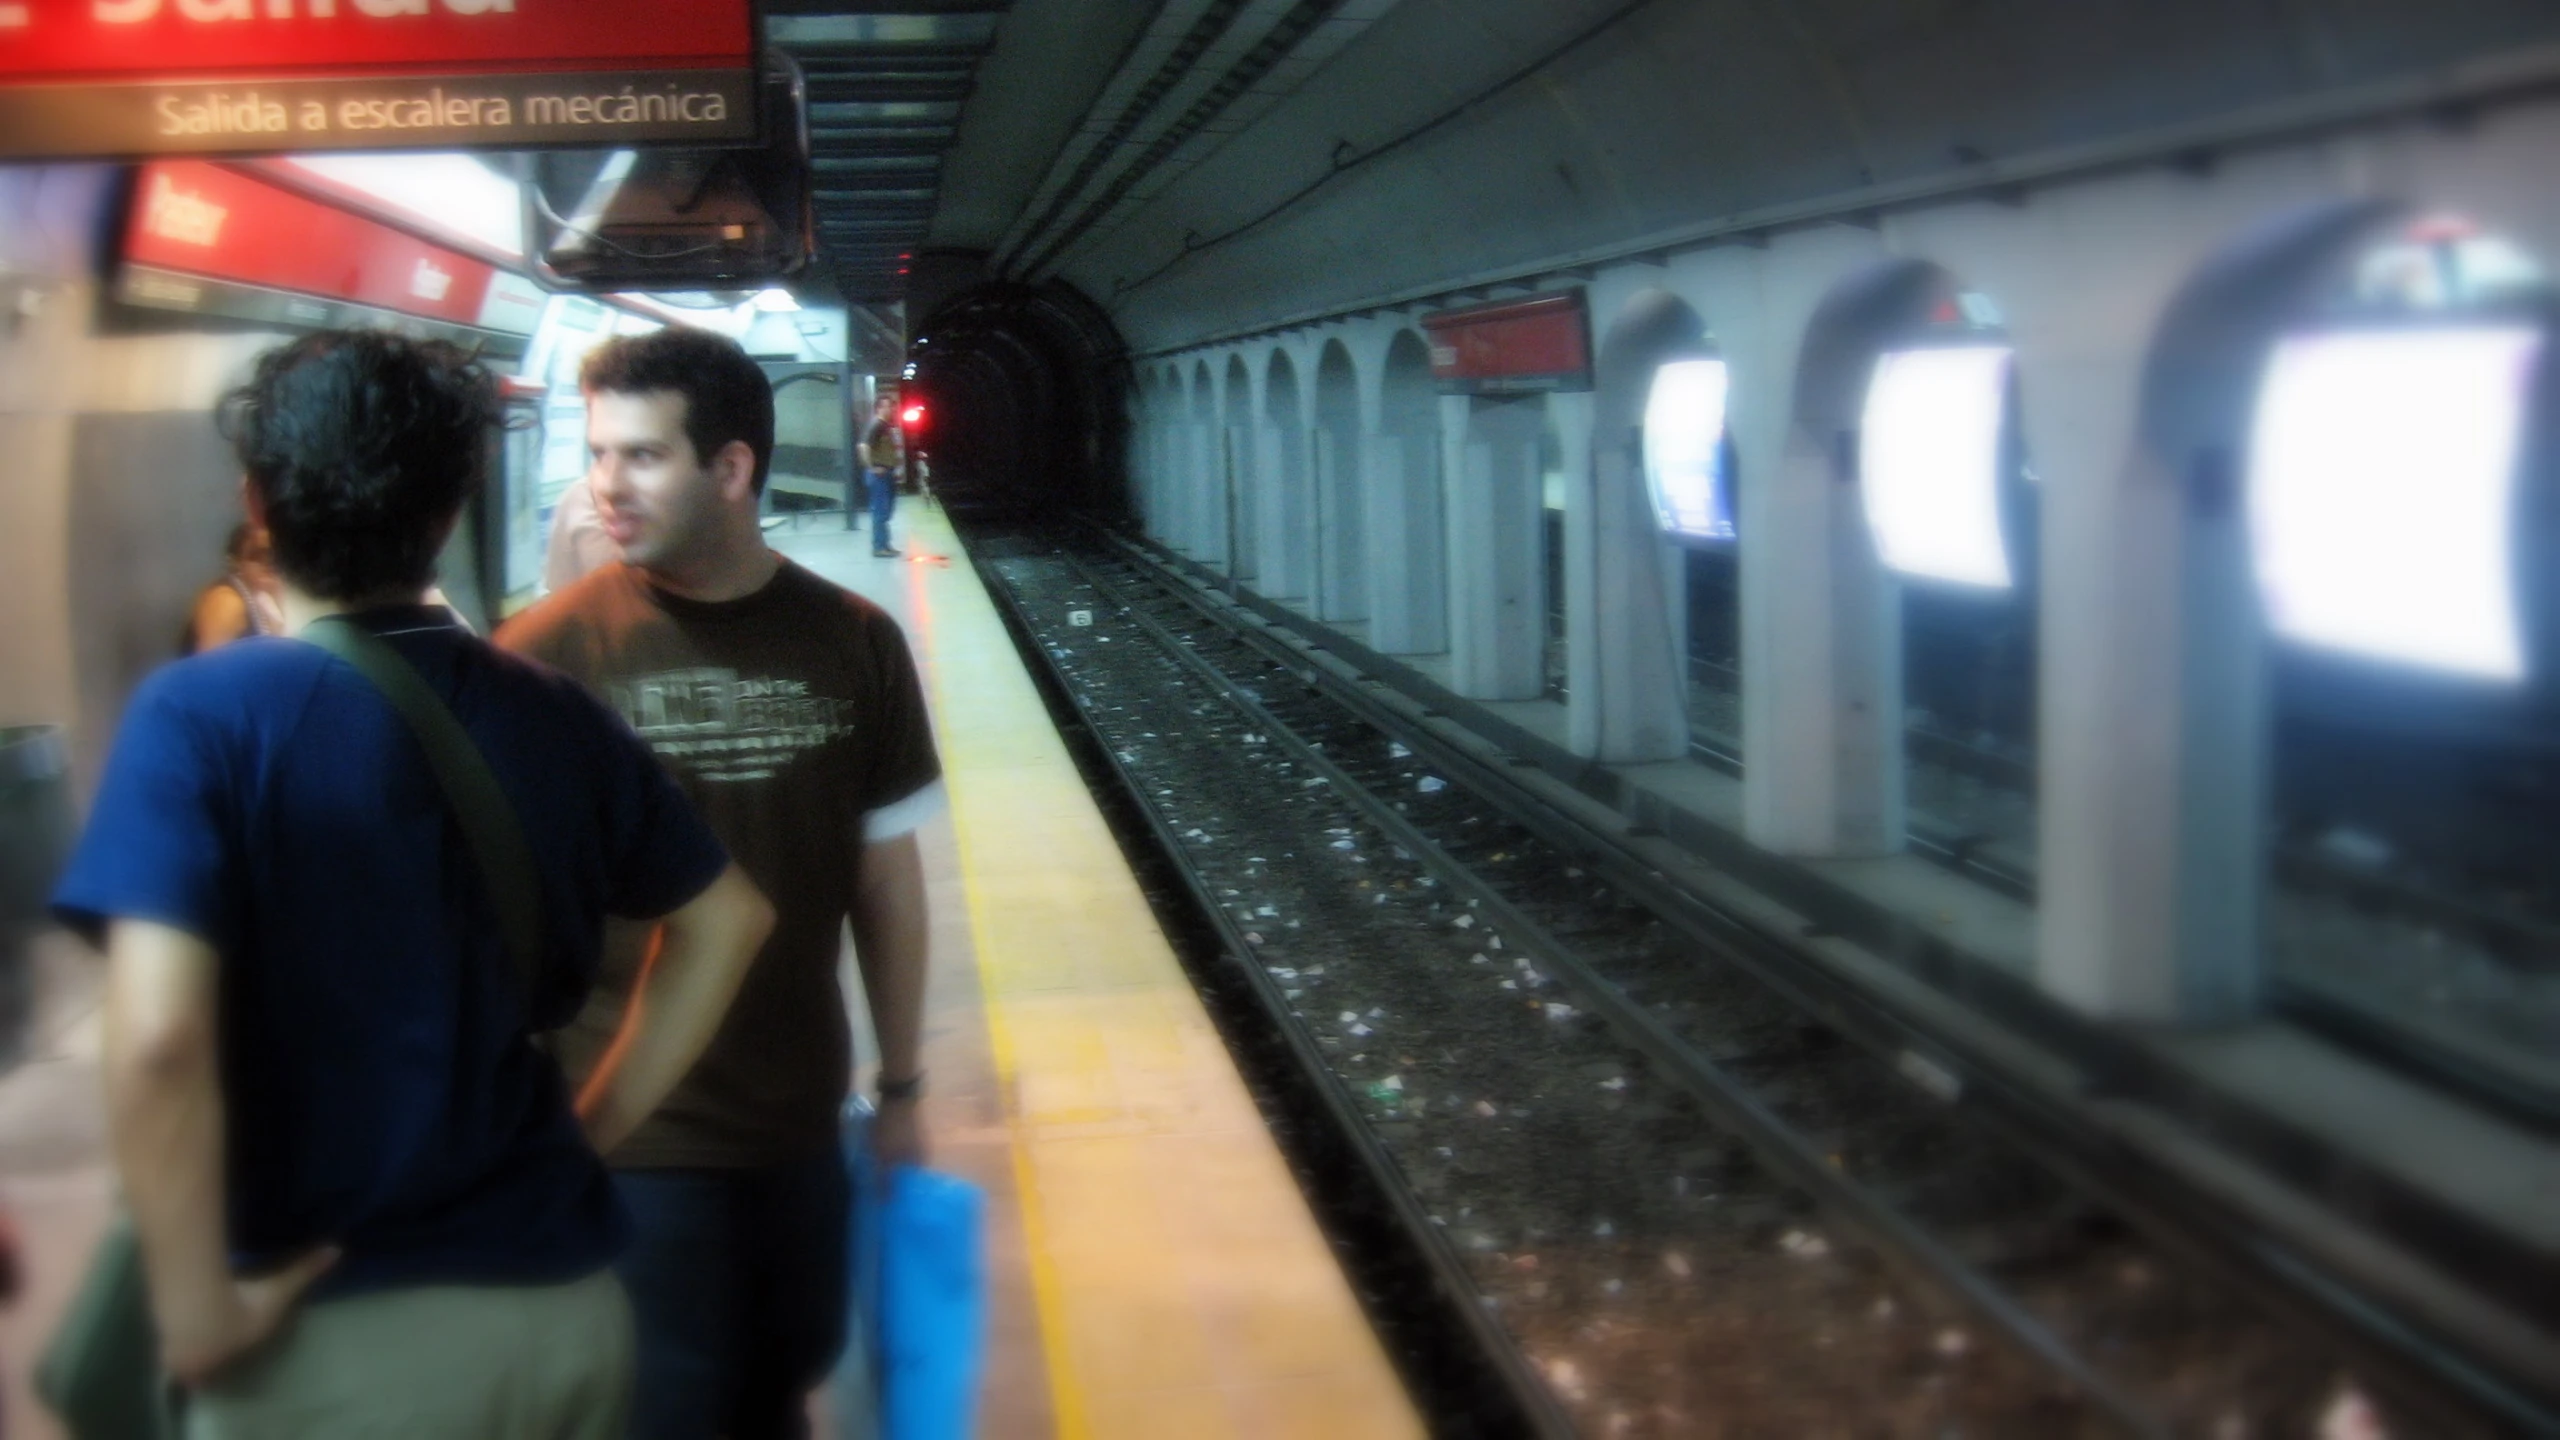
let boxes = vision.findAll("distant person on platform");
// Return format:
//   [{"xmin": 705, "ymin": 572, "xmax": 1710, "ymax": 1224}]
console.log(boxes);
[
  {"xmin": 498, "ymin": 329, "xmax": 943, "ymax": 1440},
  {"xmin": 858, "ymin": 395, "xmax": 904, "ymax": 557},
  {"xmin": 183, "ymin": 522, "xmax": 285, "ymax": 654},
  {"xmin": 52, "ymin": 329, "xmax": 772, "ymax": 1439}
]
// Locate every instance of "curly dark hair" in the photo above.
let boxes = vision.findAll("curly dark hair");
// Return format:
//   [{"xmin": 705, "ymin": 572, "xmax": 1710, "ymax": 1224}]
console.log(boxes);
[
  {"xmin": 580, "ymin": 327, "xmax": 775, "ymax": 492},
  {"xmin": 221, "ymin": 330, "xmax": 496, "ymax": 602}
]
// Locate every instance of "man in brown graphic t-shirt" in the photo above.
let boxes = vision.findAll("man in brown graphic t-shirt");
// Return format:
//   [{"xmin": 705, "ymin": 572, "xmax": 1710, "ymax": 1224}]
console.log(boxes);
[{"xmin": 498, "ymin": 329, "xmax": 941, "ymax": 1440}]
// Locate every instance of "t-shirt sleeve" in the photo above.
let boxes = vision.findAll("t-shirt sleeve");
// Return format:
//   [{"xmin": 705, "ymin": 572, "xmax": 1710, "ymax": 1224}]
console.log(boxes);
[
  {"xmin": 585, "ymin": 692, "xmax": 731, "ymax": 919},
  {"xmin": 50, "ymin": 676, "xmax": 237, "ymax": 950},
  {"xmin": 857, "ymin": 613, "xmax": 943, "ymax": 826}
]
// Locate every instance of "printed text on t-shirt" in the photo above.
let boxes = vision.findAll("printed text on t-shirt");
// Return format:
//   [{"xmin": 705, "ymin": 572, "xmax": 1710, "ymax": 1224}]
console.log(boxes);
[{"xmin": 608, "ymin": 667, "xmax": 858, "ymax": 783}]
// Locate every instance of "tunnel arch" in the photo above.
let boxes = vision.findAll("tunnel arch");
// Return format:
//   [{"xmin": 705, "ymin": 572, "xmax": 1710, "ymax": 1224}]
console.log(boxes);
[{"xmin": 905, "ymin": 280, "xmax": 1125, "ymax": 522}]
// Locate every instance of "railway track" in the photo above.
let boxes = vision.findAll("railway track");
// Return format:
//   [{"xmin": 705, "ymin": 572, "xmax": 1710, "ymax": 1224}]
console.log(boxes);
[
  {"xmin": 1690, "ymin": 661, "xmax": 2560, "ymax": 1130},
  {"xmin": 971, "ymin": 526, "xmax": 2548, "ymax": 1437}
]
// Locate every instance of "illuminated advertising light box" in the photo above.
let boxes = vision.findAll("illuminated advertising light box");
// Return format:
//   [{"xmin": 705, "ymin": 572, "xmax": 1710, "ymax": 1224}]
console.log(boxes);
[
  {"xmin": 1859, "ymin": 344, "xmax": 2015, "ymax": 589},
  {"xmin": 1643, "ymin": 358, "xmax": 1734, "ymax": 541},
  {"xmin": 0, "ymin": 0, "xmax": 755, "ymax": 158},
  {"xmin": 2247, "ymin": 326, "xmax": 2542, "ymax": 681},
  {"xmin": 119, "ymin": 158, "xmax": 544, "ymax": 353},
  {"xmin": 1421, "ymin": 290, "xmax": 1592, "ymax": 395}
]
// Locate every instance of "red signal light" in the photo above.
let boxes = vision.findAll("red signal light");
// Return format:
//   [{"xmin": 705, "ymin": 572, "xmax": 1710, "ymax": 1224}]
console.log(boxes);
[{"xmin": 900, "ymin": 402, "xmax": 926, "ymax": 431}]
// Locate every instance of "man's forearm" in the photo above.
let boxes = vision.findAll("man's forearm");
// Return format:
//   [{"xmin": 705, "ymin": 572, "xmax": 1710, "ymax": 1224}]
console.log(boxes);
[
  {"xmin": 101, "ymin": 922, "xmax": 240, "ymax": 1359},
  {"xmin": 579, "ymin": 864, "xmax": 771, "ymax": 1154},
  {"xmin": 851, "ymin": 833, "xmax": 930, "ymax": 1084}
]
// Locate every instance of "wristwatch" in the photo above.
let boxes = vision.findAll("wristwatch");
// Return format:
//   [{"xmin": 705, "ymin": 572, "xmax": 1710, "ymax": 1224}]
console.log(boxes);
[{"xmin": 875, "ymin": 1072, "xmax": 925, "ymax": 1104}]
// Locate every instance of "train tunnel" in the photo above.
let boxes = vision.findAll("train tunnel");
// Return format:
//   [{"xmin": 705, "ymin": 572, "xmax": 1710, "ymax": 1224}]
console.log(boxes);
[
  {"xmin": 4, "ymin": 3, "xmax": 2560, "ymax": 1437},
  {"xmin": 902, "ymin": 278, "xmax": 1125, "ymax": 520}
]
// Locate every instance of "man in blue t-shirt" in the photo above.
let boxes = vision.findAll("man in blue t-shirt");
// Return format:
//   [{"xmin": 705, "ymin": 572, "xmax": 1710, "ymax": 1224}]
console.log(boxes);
[{"xmin": 52, "ymin": 331, "xmax": 774, "ymax": 1440}]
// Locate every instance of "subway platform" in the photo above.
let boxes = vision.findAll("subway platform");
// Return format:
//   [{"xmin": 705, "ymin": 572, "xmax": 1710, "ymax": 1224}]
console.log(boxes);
[{"xmin": 0, "ymin": 501, "xmax": 1422, "ymax": 1440}]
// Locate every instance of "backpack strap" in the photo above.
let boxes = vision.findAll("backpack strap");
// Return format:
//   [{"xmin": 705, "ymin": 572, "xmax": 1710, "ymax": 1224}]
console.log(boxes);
[{"xmin": 301, "ymin": 616, "xmax": 545, "ymax": 1010}]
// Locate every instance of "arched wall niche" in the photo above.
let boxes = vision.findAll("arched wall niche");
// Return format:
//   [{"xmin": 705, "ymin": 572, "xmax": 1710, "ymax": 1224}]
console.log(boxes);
[
  {"xmin": 1573, "ymin": 286, "xmax": 1712, "ymax": 761},
  {"xmin": 1184, "ymin": 358, "xmax": 1219, "ymax": 562},
  {"xmin": 1223, "ymin": 352, "xmax": 1258, "ymax": 581},
  {"xmin": 1367, "ymin": 327, "xmax": 1446, "ymax": 654},
  {"xmin": 1313, "ymin": 337, "xmax": 1368, "ymax": 623},
  {"xmin": 1260, "ymin": 348, "xmax": 1313, "ymax": 603}
]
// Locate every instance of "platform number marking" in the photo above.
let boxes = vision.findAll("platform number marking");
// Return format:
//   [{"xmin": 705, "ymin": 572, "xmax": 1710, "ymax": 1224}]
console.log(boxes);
[{"xmin": 1068, "ymin": 609, "xmax": 1093, "ymax": 628}]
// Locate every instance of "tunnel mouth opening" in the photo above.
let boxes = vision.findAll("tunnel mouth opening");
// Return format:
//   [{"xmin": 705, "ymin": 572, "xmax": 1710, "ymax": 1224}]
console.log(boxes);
[{"xmin": 904, "ymin": 279, "xmax": 1127, "ymax": 526}]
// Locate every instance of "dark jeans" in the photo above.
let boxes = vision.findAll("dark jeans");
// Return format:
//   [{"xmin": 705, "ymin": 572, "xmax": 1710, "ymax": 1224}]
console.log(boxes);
[
  {"xmin": 865, "ymin": 469, "xmax": 897, "ymax": 550},
  {"xmin": 613, "ymin": 1147, "xmax": 851, "ymax": 1440}
]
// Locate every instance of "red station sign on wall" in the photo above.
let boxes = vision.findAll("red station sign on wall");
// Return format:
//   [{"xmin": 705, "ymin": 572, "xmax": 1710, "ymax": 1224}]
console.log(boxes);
[
  {"xmin": 1420, "ymin": 290, "xmax": 1594, "ymax": 395},
  {"xmin": 0, "ymin": 0, "xmax": 757, "ymax": 158},
  {"xmin": 119, "ymin": 158, "xmax": 547, "ymax": 347}
]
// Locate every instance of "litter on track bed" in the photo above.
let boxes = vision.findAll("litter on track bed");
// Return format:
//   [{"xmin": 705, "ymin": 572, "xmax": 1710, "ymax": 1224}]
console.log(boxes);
[{"xmin": 984, "ymin": 544, "xmax": 2414, "ymax": 1439}]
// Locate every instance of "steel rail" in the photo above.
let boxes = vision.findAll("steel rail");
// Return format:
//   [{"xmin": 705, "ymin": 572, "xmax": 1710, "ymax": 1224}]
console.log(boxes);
[
  {"xmin": 973, "ymin": 553, "xmax": 1580, "ymax": 1440},
  {"xmin": 1056, "ymin": 546, "xmax": 2175, "ymax": 1439},
  {"xmin": 1697, "ymin": 677, "xmax": 2560, "ymax": 1127}
]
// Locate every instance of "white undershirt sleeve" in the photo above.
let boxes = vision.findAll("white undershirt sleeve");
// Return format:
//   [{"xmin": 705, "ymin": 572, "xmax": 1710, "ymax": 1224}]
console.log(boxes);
[{"xmin": 860, "ymin": 779, "xmax": 947, "ymax": 844}]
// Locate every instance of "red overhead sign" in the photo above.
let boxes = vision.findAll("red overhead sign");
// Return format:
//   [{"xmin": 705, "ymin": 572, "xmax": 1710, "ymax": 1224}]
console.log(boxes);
[
  {"xmin": 118, "ymin": 159, "xmax": 547, "ymax": 344},
  {"xmin": 1421, "ymin": 290, "xmax": 1593, "ymax": 394},
  {"xmin": 0, "ymin": 0, "xmax": 757, "ymax": 158}
]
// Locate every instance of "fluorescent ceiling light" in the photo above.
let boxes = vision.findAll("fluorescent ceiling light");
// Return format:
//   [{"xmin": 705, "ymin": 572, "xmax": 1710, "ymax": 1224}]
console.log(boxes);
[
  {"xmin": 1860, "ymin": 345, "xmax": 2014, "ymax": 589},
  {"xmin": 2247, "ymin": 326, "xmax": 2539, "ymax": 680},
  {"xmin": 284, "ymin": 152, "xmax": 523, "ymax": 259},
  {"xmin": 1643, "ymin": 358, "xmax": 1735, "ymax": 541}
]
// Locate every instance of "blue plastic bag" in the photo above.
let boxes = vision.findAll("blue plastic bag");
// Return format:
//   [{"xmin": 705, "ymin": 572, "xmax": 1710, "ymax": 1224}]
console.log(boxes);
[
  {"xmin": 877, "ymin": 1165, "xmax": 986, "ymax": 1439},
  {"xmin": 836, "ymin": 1103, "xmax": 986, "ymax": 1440}
]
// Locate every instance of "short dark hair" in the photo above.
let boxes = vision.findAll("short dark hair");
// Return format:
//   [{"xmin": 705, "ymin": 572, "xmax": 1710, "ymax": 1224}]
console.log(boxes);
[
  {"xmin": 220, "ymin": 331, "xmax": 496, "ymax": 602},
  {"xmin": 580, "ymin": 328, "xmax": 775, "ymax": 493}
]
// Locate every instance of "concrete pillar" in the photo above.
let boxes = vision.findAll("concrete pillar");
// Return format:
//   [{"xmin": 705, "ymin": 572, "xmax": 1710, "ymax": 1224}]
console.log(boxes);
[
  {"xmin": 1405, "ymin": 428, "xmax": 1449, "ymax": 653},
  {"xmin": 1362, "ymin": 430, "xmax": 1447, "ymax": 654},
  {"xmin": 1200, "ymin": 419, "xmax": 1232, "ymax": 566},
  {"xmin": 1728, "ymin": 256, "xmax": 1925, "ymax": 859},
  {"xmin": 1559, "ymin": 390, "xmax": 1601, "ymax": 734},
  {"xmin": 1254, "ymin": 426, "xmax": 1307, "ymax": 602},
  {"xmin": 1360, "ymin": 435, "xmax": 1416, "ymax": 648},
  {"xmin": 1564, "ymin": 388, "xmax": 1689, "ymax": 762},
  {"xmin": 1154, "ymin": 421, "xmax": 1175, "ymax": 540},
  {"xmin": 1154, "ymin": 419, "xmax": 1180, "ymax": 552},
  {"xmin": 2035, "ymin": 198, "xmax": 2384, "ymax": 1023},
  {"xmin": 1182, "ymin": 415, "xmax": 1213, "ymax": 561},
  {"xmin": 1312, "ymin": 426, "xmax": 1368, "ymax": 623},
  {"xmin": 1215, "ymin": 423, "xmax": 1241, "ymax": 577},
  {"xmin": 1740, "ymin": 414, "xmax": 1902, "ymax": 855},
  {"xmin": 1138, "ymin": 417, "xmax": 1164, "ymax": 538},
  {"xmin": 2037, "ymin": 427, "xmax": 2263, "ymax": 1023},
  {"xmin": 1445, "ymin": 395, "xmax": 1545, "ymax": 699},
  {"xmin": 1228, "ymin": 423, "xmax": 1259, "ymax": 581}
]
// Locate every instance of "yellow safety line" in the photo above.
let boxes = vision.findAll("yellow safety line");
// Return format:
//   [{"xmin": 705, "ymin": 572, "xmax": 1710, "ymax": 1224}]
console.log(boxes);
[{"xmin": 915, "ymin": 557, "xmax": 1094, "ymax": 1440}]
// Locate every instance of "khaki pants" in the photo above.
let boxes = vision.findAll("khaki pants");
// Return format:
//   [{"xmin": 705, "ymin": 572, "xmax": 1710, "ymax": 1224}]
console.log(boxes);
[{"xmin": 186, "ymin": 1269, "xmax": 633, "ymax": 1440}]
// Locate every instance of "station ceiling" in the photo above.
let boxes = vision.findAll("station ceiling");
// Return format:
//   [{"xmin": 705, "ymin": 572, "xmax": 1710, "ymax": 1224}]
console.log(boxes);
[
  {"xmin": 783, "ymin": 0, "xmax": 2560, "ymax": 346},
  {"xmin": 771, "ymin": 0, "xmax": 1410, "ymax": 309}
]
